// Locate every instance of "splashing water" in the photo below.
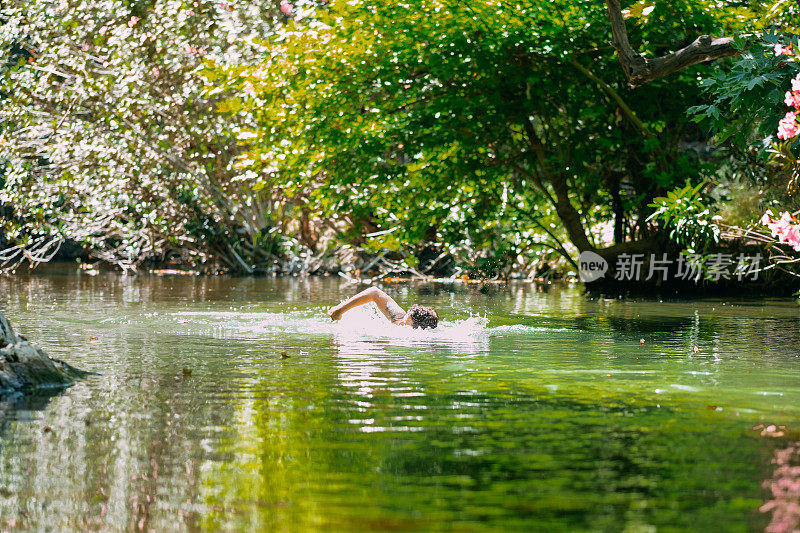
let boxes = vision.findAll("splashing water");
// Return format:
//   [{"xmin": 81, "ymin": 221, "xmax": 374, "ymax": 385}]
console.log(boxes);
[
  {"xmin": 168, "ymin": 304, "xmax": 493, "ymax": 353},
  {"xmin": 165, "ymin": 304, "xmax": 579, "ymax": 348}
]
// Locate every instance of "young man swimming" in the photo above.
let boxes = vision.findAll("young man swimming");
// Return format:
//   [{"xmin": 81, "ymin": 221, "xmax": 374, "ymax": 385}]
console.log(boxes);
[{"xmin": 329, "ymin": 287, "xmax": 439, "ymax": 329}]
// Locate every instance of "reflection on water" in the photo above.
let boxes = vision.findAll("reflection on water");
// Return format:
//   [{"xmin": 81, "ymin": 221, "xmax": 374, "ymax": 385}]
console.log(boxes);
[
  {"xmin": 759, "ymin": 427, "xmax": 800, "ymax": 533},
  {"xmin": 0, "ymin": 266, "xmax": 798, "ymax": 530}
]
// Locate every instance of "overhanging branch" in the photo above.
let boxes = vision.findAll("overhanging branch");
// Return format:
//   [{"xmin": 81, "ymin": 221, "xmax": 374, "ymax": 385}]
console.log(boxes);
[
  {"xmin": 567, "ymin": 59, "xmax": 651, "ymax": 137},
  {"xmin": 605, "ymin": 0, "xmax": 741, "ymax": 87}
]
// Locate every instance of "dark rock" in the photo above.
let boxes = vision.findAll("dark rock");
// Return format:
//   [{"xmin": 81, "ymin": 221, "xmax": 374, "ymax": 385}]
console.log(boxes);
[{"xmin": 0, "ymin": 311, "xmax": 88, "ymax": 393}]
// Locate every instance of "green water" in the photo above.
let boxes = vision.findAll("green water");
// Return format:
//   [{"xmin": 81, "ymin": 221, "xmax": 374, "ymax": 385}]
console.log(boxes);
[{"xmin": 0, "ymin": 267, "xmax": 799, "ymax": 531}]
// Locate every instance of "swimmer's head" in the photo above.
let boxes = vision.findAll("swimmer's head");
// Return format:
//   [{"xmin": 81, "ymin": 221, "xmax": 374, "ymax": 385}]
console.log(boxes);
[{"xmin": 407, "ymin": 304, "xmax": 438, "ymax": 329}]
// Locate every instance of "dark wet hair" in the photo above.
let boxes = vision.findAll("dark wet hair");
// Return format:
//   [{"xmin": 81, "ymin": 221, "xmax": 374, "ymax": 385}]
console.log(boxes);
[{"xmin": 408, "ymin": 305, "xmax": 438, "ymax": 329}]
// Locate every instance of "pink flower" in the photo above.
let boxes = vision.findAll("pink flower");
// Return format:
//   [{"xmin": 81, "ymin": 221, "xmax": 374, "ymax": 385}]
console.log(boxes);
[
  {"xmin": 768, "ymin": 212, "xmax": 799, "ymax": 245},
  {"xmin": 128, "ymin": 16, "xmax": 140, "ymax": 27},
  {"xmin": 792, "ymin": 73, "xmax": 800, "ymax": 93},
  {"xmin": 767, "ymin": 212, "xmax": 795, "ymax": 242},
  {"xmin": 280, "ymin": 1, "xmax": 293, "ymax": 14},
  {"xmin": 778, "ymin": 111, "xmax": 800, "ymax": 140},
  {"xmin": 785, "ymin": 91, "xmax": 800, "ymax": 110},
  {"xmin": 761, "ymin": 209, "xmax": 774, "ymax": 225},
  {"xmin": 774, "ymin": 43, "xmax": 793, "ymax": 56},
  {"xmin": 786, "ymin": 224, "xmax": 800, "ymax": 246},
  {"xmin": 772, "ymin": 221, "xmax": 790, "ymax": 242}
]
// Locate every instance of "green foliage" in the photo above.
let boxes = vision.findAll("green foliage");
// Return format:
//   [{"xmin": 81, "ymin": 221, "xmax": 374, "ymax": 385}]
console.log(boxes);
[
  {"xmin": 688, "ymin": 19, "xmax": 800, "ymax": 234},
  {"xmin": 769, "ymin": 141, "xmax": 800, "ymax": 193},
  {"xmin": 0, "ymin": 0, "xmax": 292, "ymax": 271},
  {"xmin": 214, "ymin": 0, "xmax": 759, "ymax": 274},
  {"xmin": 0, "ymin": 0, "xmax": 786, "ymax": 275},
  {"xmin": 647, "ymin": 183, "xmax": 720, "ymax": 251},
  {"xmin": 688, "ymin": 31, "xmax": 799, "ymax": 145}
]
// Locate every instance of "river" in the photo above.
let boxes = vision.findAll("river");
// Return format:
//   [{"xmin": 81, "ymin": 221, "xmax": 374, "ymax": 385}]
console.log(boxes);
[{"xmin": 0, "ymin": 266, "xmax": 798, "ymax": 531}]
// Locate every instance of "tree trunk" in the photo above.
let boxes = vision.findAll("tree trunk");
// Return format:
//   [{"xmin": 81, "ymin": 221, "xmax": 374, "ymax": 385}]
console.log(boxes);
[
  {"xmin": 299, "ymin": 208, "xmax": 319, "ymax": 251},
  {"xmin": 548, "ymin": 173, "xmax": 595, "ymax": 252},
  {"xmin": 546, "ymin": 172, "xmax": 662, "ymax": 268}
]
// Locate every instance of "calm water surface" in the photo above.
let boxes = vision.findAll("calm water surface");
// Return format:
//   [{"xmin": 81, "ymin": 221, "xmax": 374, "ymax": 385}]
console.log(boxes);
[{"xmin": 1, "ymin": 267, "xmax": 799, "ymax": 531}]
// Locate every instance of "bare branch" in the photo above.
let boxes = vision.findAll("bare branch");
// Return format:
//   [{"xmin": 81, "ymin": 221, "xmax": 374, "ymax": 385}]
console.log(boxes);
[{"xmin": 605, "ymin": 0, "xmax": 740, "ymax": 87}]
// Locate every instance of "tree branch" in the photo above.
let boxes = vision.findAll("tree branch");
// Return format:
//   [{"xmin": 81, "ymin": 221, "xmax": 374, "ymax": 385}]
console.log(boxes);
[
  {"xmin": 567, "ymin": 59, "xmax": 651, "ymax": 137},
  {"xmin": 605, "ymin": 0, "xmax": 740, "ymax": 87}
]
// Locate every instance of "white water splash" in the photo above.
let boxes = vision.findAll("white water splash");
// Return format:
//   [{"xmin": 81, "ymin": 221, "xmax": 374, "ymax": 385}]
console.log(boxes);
[
  {"xmin": 168, "ymin": 304, "xmax": 493, "ymax": 353},
  {"xmin": 332, "ymin": 306, "xmax": 490, "ymax": 353},
  {"xmin": 164, "ymin": 304, "xmax": 574, "ymax": 355}
]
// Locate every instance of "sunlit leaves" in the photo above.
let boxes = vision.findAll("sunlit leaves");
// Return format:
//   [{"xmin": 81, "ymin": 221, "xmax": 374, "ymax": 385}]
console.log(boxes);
[
  {"xmin": 214, "ymin": 0, "xmax": 755, "ymax": 273},
  {"xmin": 1, "ymin": 0, "xmax": 780, "ymax": 274},
  {"xmin": 0, "ymin": 0, "xmax": 293, "ymax": 270}
]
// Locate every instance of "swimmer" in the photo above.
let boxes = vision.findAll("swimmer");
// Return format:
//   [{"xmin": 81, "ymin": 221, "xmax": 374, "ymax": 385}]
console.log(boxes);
[{"xmin": 329, "ymin": 287, "xmax": 438, "ymax": 329}]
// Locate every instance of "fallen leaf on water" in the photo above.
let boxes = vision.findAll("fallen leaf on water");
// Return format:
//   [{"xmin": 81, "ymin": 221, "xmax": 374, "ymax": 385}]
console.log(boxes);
[
  {"xmin": 640, "ymin": 338, "xmax": 645, "ymax": 344},
  {"xmin": 706, "ymin": 405, "xmax": 718, "ymax": 410},
  {"xmin": 89, "ymin": 336, "xmax": 98, "ymax": 341},
  {"xmin": 280, "ymin": 352, "xmax": 290, "ymax": 359},
  {"xmin": 182, "ymin": 368, "xmax": 192, "ymax": 377}
]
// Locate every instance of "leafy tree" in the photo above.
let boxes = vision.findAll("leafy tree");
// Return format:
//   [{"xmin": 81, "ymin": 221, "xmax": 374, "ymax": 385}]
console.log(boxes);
[
  {"xmin": 690, "ymin": 30, "xmax": 800, "ymax": 188},
  {"xmin": 674, "ymin": 3, "xmax": 800, "ymax": 279},
  {"xmin": 0, "ymin": 0, "xmax": 301, "ymax": 272},
  {"xmin": 219, "ymin": 0, "xmax": 766, "ymax": 275},
  {"xmin": 1, "ymin": 0, "xmax": 788, "ymax": 279}
]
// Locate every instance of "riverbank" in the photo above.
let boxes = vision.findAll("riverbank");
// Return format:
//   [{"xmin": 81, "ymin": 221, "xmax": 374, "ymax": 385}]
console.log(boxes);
[{"xmin": 62, "ymin": 259, "xmax": 800, "ymax": 299}]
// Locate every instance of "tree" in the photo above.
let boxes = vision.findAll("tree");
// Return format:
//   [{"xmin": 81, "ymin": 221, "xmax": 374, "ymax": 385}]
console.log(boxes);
[
  {"xmin": 2, "ymin": 0, "xmax": 789, "ymax": 278},
  {"xmin": 605, "ymin": 0, "xmax": 739, "ymax": 87},
  {"xmin": 0, "ymin": 0, "xmax": 303, "ymax": 272},
  {"xmin": 221, "ymin": 0, "xmax": 758, "ymax": 271},
  {"xmin": 684, "ymin": 14, "xmax": 800, "ymax": 278}
]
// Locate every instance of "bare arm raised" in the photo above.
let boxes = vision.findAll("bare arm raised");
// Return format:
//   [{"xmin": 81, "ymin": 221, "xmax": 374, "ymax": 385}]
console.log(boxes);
[{"xmin": 329, "ymin": 287, "xmax": 406, "ymax": 323}]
